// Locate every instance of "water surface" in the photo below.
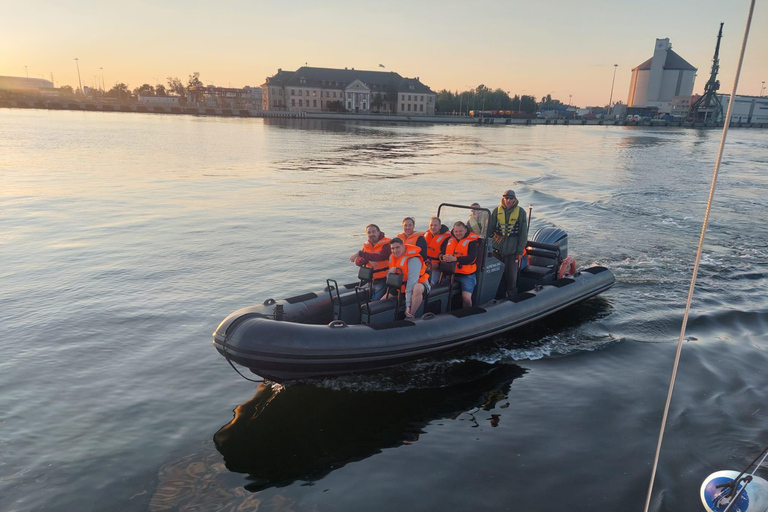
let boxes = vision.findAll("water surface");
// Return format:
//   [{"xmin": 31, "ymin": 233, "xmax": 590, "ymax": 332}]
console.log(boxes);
[{"xmin": 1, "ymin": 109, "xmax": 767, "ymax": 511}]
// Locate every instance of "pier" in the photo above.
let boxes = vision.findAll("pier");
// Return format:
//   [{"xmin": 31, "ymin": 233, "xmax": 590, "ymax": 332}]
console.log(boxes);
[{"xmin": 1, "ymin": 99, "xmax": 765, "ymax": 129}]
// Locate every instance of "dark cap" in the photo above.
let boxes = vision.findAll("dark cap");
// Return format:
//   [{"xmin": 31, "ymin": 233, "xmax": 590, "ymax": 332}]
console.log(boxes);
[
  {"xmin": 502, "ymin": 189, "xmax": 516, "ymax": 199},
  {"xmin": 389, "ymin": 237, "xmax": 404, "ymax": 245}
]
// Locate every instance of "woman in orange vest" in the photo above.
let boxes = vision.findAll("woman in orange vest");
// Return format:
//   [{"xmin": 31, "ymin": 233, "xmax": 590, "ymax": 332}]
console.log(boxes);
[
  {"xmin": 398, "ymin": 217, "xmax": 428, "ymax": 263},
  {"xmin": 349, "ymin": 224, "xmax": 390, "ymax": 300},
  {"xmin": 388, "ymin": 237, "xmax": 430, "ymax": 318},
  {"xmin": 424, "ymin": 216, "xmax": 450, "ymax": 284},
  {"xmin": 439, "ymin": 221, "xmax": 480, "ymax": 308}
]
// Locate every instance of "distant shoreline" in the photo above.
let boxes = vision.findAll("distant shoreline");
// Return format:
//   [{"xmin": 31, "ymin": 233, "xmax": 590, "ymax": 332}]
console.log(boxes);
[{"xmin": 1, "ymin": 99, "xmax": 765, "ymax": 129}]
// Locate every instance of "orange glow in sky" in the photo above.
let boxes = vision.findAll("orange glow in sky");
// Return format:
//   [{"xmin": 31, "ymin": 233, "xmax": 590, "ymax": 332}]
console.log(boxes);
[{"xmin": 1, "ymin": 0, "xmax": 766, "ymax": 107}]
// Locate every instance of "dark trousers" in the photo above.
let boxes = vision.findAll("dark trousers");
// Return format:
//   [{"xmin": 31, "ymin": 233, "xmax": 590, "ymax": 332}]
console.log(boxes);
[{"xmin": 502, "ymin": 254, "xmax": 519, "ymax": 299}]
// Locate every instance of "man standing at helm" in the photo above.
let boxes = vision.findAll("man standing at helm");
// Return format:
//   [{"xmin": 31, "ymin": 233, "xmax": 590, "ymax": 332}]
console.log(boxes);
[{"xmin": 491, "ymin": 189, "xmax": 528, "ymax": 299}]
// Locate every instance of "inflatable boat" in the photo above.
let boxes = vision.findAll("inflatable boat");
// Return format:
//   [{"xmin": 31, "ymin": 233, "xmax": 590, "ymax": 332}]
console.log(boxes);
[{"xmin": 213, "ymin": 203, "xmax": 615, "ymax": 382}]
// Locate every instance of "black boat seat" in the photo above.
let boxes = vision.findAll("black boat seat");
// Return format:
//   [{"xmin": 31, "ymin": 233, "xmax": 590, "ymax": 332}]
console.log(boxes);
[
  {"xmin": 336, "ymin": 288, "xmax": 370, "ymax": 306},
  {"xmin": 428, "ymin": 283, "xmax": 452, "ymax": 297},
  {"xmin": 520, "ymin": 265, "xmax": 556, "ymax": 280},
  {"xmin": 361, "ymin": 297, "xmax": 398, "ymax": 317}
]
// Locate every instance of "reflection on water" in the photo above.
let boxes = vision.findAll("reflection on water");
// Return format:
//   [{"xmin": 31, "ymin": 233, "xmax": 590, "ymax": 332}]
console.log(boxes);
[
  {"xmin": 213, "ymin": 362, "xmax": 525, "ymax": 491},
  {"xmin": 2, "ymin": 110, "xmax": 767, "ymax": 512}
]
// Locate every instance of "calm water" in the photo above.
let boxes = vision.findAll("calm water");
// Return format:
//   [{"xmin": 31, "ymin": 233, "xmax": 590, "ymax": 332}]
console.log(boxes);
[{"xmin": 1, "ymin": 109, "xmax": 767, "ymax": 512}]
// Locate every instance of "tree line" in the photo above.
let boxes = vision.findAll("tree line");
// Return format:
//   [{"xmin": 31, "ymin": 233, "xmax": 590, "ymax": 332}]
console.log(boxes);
[
  {"xmin": 435, "ymin": 85, "xmax": 568, "ymax": 114},
  {"xmin": 55, "ymin": 72, "xmax": 206, "ymax": 103}
]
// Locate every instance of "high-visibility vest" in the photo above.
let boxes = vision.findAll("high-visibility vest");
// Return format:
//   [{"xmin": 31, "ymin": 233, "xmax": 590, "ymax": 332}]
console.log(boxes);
[
  {"xmin": 397, "ymin": 231, "xmax": 425, "ymax": 246},
  {"xmin": 495, "ymin": 206, "xmax": 521, "ymax": 237},
  {"xmin": 362, "ymin": 237, "xmax": 391, "ymax": 279},
  {"xmin": 388, "ymin": 243, "xmax": 428, "ymax": 292},
  {"xmin": 444, "ymin": 233, "xmax": 479, "ymax": 275},
  {"xmin": 424, "ymin": 230, "xmax": 451, "ymax": 265}
]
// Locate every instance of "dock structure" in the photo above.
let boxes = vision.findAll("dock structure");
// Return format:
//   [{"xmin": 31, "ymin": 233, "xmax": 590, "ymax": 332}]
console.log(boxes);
[{"xmin": 0, "ymin": 99, "xmax": 765, "ymax": 129}]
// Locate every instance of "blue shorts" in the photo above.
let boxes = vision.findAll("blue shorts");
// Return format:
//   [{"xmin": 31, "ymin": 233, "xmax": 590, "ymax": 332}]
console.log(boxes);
[{"xmin": 453, "ymin": 273, "xmax": 477, "ymax": 293}]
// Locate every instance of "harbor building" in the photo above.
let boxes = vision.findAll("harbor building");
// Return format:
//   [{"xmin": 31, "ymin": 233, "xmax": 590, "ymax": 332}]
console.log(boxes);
[
  {"xmin": 628, "ymin": 38, "xmax": 697, "ymax": 114},
  {"xmin": 262, "ymin": 66, "xmax": 435, "ymax": 115},
  {"xmin": 716, "ymin": 94, "xmax": 768, "ymax": 123},
  {"xmin": 0, "ymin": 76, "xmax": 54, "ymax": 92},
  {"xmin": 188, "ymin": 85, "xmax": 262, "ymax": 110}
]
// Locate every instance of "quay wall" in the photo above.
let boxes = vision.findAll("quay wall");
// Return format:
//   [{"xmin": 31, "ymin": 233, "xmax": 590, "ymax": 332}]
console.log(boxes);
[{"xmin": 1, "ymin": 99, "xmax": 765, "ymax": 129}]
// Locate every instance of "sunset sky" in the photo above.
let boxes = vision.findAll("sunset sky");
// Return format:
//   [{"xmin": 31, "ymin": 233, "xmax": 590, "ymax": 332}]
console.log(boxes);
[{"xmin": 2, "ymin": 0, "xmax": 766, "ymax": 107}]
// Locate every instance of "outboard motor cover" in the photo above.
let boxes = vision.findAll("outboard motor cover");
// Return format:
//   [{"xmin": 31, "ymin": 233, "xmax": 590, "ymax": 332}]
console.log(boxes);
[{"xmin": 530, "ymin": 226, "xmax": 568, "ymax": 259}]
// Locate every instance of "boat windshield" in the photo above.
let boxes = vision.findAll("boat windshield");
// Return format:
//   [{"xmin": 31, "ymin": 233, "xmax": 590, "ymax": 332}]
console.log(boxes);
[{"xmin": 436, "ymin": 203, "xmax": 492, "ymax": 239}]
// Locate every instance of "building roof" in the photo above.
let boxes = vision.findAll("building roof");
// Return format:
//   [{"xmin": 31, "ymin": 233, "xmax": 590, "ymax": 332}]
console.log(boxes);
[
  {"xmin": 263, "ymin": 67, "xmax": 433, "ymax": 94},
  {"xmin": 0, "ymin": 76, "xmax": 54, "ymax": 90},
  {"xmin": 633, "ymin": 50, "xmax": 697, "ymax": 71}
]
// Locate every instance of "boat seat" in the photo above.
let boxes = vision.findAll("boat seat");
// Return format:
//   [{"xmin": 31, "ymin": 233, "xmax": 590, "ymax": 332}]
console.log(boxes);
[
  {"xmin": 361, "ymin": 297, "xmax": 399, "ymax": 317},
  {"xmin": 429, "ymin": 283, "xmax": 452, "ymax": 297},
  {"xmin": 361, "ymin": 285, "xmax": 429, "ymax": 323},
  {"xmin": 520, "ymin": 265, "xmax": 556, "ymax": 280}
]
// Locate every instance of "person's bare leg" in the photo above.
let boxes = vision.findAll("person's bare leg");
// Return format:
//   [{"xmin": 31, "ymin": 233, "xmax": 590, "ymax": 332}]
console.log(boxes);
[
  {"xmin": 462, "ymin": 291, "xmax": 472, "ymax": 308},
  {"xmin": 409, "ymin": 283, "xmax": 425, "ymax": 317}
]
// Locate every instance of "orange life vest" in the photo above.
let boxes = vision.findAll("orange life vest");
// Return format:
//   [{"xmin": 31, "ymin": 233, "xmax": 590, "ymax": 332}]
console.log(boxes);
[
  {"xmin": 397, "ymin": 231, "xmax": 425, "ymax": 246},
  {"xmin": 443, "ymin": 233, "xmax": 479, "ymax": 275},
  {"xmin": 388, "ymin": 243, "xmax": 428, "ymax": 292},
  {"xmin": 424, "ymin": 230, "xmax": 451, "ymax": 265},
  {"xmin": 362, "ymin": 236, "xmax": 391, "ymax": 279}
]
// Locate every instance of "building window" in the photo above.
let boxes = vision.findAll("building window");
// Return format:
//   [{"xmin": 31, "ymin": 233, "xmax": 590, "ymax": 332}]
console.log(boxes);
[
  {"xmin": 313, "ymin": 99, "xmax": 317, "ymax": 107},
  {"xmin": 408, "ymin": 95, "xmax": 411, "ymax": 101},
  {"xmin": 401, "ymin": 94, "xmax": 405, "ymax": 101},
  {"xmin": 291, "ymin": 90, "xmax": 295, "ymax": 96},
  {"xmin": 313, "ymin": 91, "xmax": 317, "ymax": 97},
  {"xmin": 420, "ymin": 104, "xmax": 424, "ymax": 112},
  {"xmin": 421, "ymin": 95, "xmax": 424, "ymax": 101},
  {"xmin": 408, "ymin": 104, "xmax": 411, "ymax": 111},
  {"xmin": 291, "ymin": 99, "xmax": 295, "ymax": 106},
  {"xmin": 333, "ymin": 91, "xmax": 336, "ymax": 98},
  {"xmin": 299, "ymin": 99, "xmax": 303, "ymax": 106},
  {"xmin": 401, "ymin": 103, "xmax": 404, "ymax": 111}
]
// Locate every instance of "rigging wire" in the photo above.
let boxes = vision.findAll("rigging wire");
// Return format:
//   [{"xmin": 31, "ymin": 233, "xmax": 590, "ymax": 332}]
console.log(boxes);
[{"xmin": 642, "ymin": 2, "xmax": 757, "ymax": 511}]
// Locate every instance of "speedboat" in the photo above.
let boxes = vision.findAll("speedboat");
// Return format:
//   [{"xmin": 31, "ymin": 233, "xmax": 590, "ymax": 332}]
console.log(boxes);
[{"xmin": 213, "ymin": 203, "xmax": 615, "ymax": 382}]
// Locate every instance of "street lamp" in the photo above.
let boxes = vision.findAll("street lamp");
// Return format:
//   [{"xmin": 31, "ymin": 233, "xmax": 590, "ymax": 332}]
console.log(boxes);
[
  {"xmin": 608, "ymin": 64, "xmax": 618, "ymax": 109},
  {"xmin": 100, "ymin": 67, "xmax": 105, "ymax": 92},
  {"xmin": 761, "ymin": 81, "xmax": 766, "ymax": 97},
  {"xmin": 74, "ymin": 58, "xmax": 83, "ymax": 94}
]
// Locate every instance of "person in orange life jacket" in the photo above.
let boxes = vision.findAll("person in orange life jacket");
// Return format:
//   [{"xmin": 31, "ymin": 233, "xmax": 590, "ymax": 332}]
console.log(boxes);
[
  {"xmin": 424, "ymin": 216, "xmax": 450, "ymax": 285},
  {"xmin": 387, "ymin": 237, "xmax": 430, "ymax": 318},
  {"xmin": 349, "ymin": 224, "xmax": 391, "ymax": 300},
  {"xmin": 398, "ymin": 217, "xmax": 428, "ymax": 263},
  {"xmin": 439, "ymin": 221, "xmax": 479, "ymax": 308}
]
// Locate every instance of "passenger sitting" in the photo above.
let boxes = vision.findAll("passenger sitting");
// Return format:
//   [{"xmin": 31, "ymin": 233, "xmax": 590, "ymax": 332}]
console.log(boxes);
[
  {"xmin": 398, "ymin": 217, "xmax": 428, "ymax": 262},
  {"xmin": 388, "ymin": 237, "xmax": 430, "ymax": 318},
  {"xmin": 439, "ymin": 221, "xmax": 480, "ymax": 309},
  {"xmin": 424, "ymin": 216, "xmax": 450, "ymax": 285},
  {"xmin": 349, "ymin": 224, "xmax": 390, "ymax": 300},
  {"xmin": 467, "ymin": 203, "xmax": 489, "ymax": 236}
]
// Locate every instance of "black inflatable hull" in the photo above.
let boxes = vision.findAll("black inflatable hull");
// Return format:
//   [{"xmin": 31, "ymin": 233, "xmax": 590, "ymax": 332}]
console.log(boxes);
[{"xmin": 213, "ymin": 267, "xmax": 614, "ymax": 382}]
